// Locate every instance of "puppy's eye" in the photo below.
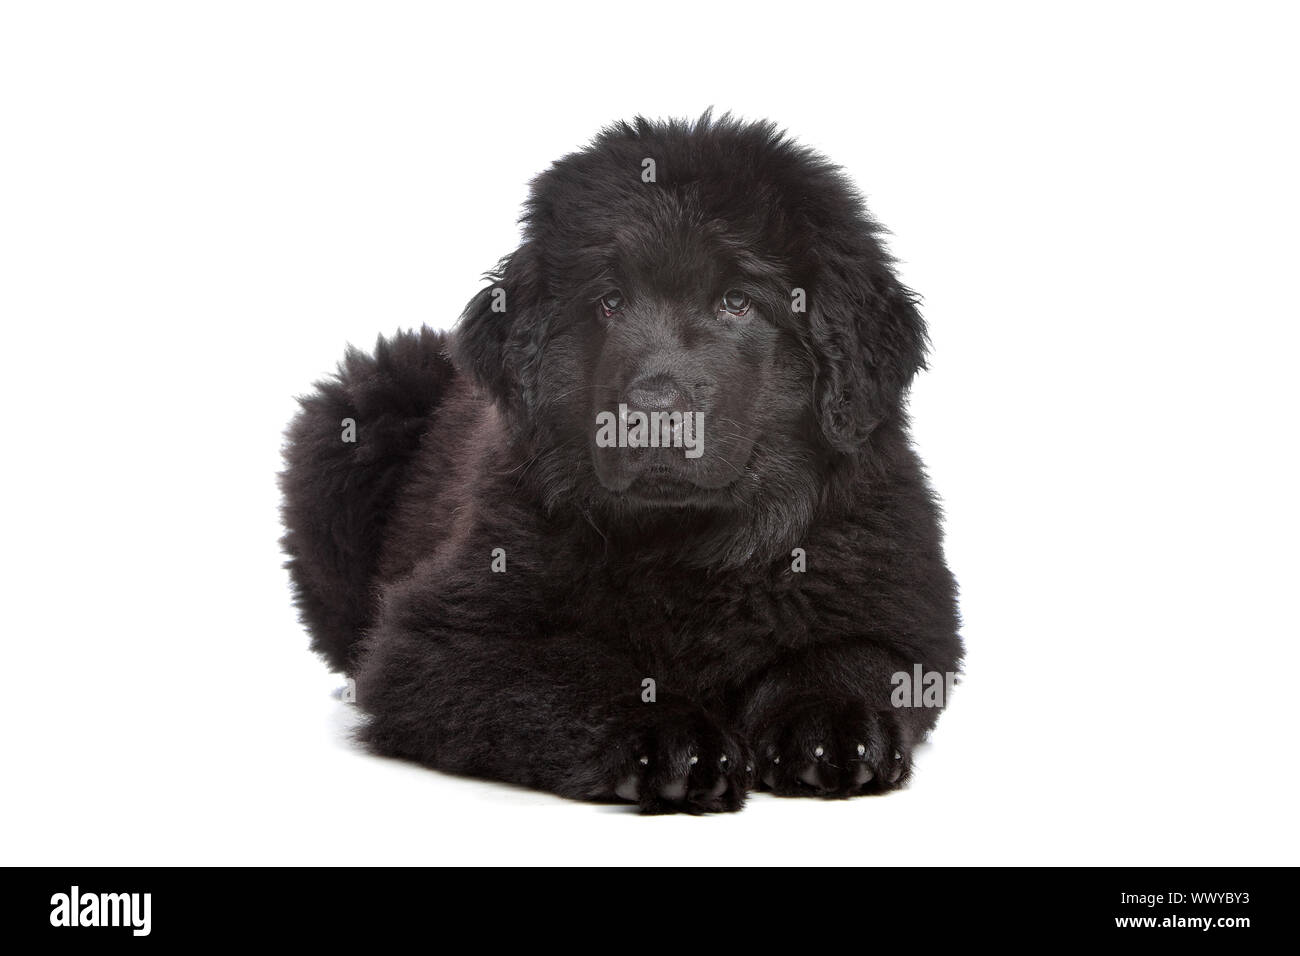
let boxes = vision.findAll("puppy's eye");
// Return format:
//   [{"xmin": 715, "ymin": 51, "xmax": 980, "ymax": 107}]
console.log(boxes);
[
  {"xmin": 719, "ymin": 289, "xmax": 751, "ymax": 317},
  {"xmin": 599, "ymin": 291, "xmax": 624, "ymax": 316}
]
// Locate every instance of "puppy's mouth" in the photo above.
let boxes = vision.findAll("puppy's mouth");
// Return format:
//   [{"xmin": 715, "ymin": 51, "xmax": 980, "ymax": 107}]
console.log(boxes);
[
  {"xmin": 587, "ymin": 408, "xmax": 757, "ymax": 504},
  {"xmin": 590, "ymin": 451, "xmax": 747, "ymax": 507},
  {"xmin": 622, "ymin": 466, "xmax": 714, "ymax": 505}
]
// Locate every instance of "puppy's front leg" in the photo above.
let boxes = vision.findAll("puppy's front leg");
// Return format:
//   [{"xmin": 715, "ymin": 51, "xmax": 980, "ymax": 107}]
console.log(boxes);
[
  {"xmin": 737, "ymin": 642, "xmax": 954, "ymax": 797},
  {"xmin": 353, "ymin": 588, "xmax": 752, "ymax": 813}
]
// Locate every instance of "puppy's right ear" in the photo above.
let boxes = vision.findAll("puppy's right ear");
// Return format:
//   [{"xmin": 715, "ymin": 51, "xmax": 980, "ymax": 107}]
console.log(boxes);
[{"xmin": 451, "ymin": 241, "xmax": 547, "ymax": 419}]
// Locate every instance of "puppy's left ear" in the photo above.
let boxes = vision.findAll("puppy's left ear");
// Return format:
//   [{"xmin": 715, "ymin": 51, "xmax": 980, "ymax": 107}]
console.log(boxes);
[
  {"xmin": 808, "ymin": 248, "xmax": 928, "ymax": 452},
  {"xmin": 451, "ymin": 241, "xmax": 549, "ymax": 422}
]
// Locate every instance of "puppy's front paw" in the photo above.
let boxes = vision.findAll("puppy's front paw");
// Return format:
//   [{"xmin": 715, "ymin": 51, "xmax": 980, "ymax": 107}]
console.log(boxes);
[
  {"xmin": 754, "ymin": 697, "xmax": 912, "ymax": 797},
  {"xmin": 591, "ymin": 698, "xmax": 753, "ymax": 814}
]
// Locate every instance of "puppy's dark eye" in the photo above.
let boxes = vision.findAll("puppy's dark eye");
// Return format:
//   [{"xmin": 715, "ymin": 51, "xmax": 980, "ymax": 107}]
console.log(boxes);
[
  {"xmin": 599, "ymin": 291, "xmax": 624, "ymax": 316},
  {"xmin": 720, "ymin": 289, "xmax": 751, "ymax": 317}
]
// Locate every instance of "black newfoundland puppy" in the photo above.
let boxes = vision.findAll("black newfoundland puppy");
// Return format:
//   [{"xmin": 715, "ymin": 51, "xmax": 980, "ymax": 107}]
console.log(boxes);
[{"xmin": 282, "ymin": 114, "xmax": 962, "ymax": 813}]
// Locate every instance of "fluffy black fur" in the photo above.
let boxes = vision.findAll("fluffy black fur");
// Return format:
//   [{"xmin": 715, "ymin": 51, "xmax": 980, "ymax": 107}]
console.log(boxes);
[{"xmin": 281, "ymin": 113, "xmax": 962, "ymax": 813}]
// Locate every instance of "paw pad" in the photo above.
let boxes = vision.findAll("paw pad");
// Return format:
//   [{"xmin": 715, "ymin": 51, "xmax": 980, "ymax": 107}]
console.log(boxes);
[{"xmin": 755, "ymin": 701, "xmax": 912, "ymax": 798}]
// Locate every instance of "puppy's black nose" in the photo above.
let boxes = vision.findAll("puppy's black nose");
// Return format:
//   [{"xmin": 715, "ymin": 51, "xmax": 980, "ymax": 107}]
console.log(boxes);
[{"xmin": 626, "ymin": 374, "xmax": 688, "ymax": 413}]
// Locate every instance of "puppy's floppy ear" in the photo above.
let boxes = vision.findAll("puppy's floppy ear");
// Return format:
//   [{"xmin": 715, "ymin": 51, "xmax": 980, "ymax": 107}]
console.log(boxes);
[
  {"xmin": 451, "ymin": 240, "xmax": 548, "ymax": 420},
  {"xmin": 808, "ymin": 245, "xmax": 928, "ymax": 452}
]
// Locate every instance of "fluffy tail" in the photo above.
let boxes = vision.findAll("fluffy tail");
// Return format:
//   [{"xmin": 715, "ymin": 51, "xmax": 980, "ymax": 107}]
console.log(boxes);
[{"xmin": 280, "ymin": 326, "xmax": 455, "ymax": 673}]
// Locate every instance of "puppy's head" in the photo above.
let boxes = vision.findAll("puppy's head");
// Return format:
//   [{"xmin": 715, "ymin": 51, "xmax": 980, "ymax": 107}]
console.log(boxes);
[{"xmin": 454, "ymin": 113, "xmax": 926, "ymax": 562}]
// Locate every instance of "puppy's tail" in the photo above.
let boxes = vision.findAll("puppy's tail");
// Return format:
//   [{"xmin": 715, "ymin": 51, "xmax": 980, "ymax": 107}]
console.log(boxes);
[{"xmin": 280, "ymin": 326, "xmax": 455, "ymax": 674}]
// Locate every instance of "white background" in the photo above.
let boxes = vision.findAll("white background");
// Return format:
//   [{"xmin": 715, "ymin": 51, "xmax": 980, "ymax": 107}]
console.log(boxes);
[{"xmin": 2, "ymin": 1, "xmax": 1297, "ymax": 865}]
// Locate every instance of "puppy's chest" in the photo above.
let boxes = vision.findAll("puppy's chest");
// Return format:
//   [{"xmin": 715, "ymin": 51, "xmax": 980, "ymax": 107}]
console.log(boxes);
[{"xmin": 576, "ymin": 564, "xmax": 820, "ymax": 689}]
